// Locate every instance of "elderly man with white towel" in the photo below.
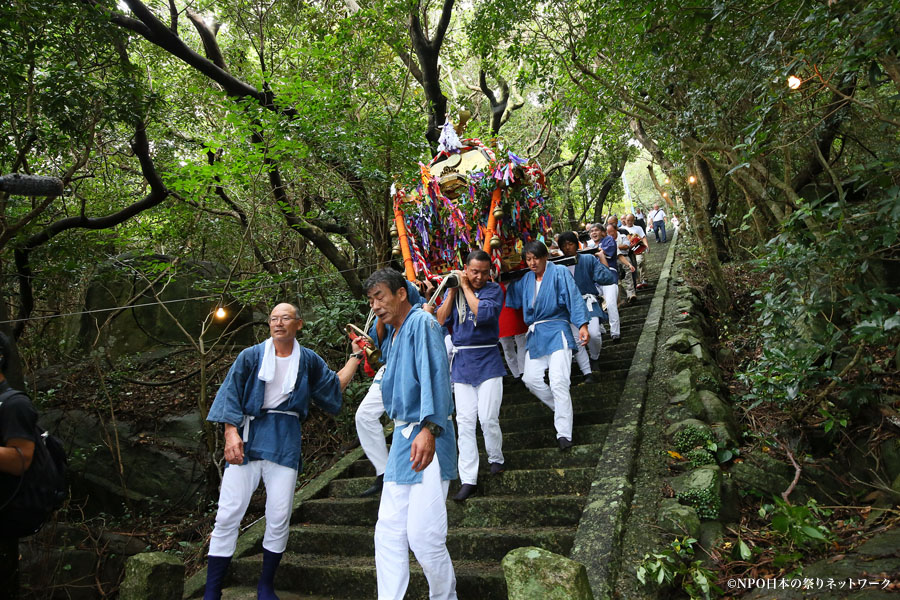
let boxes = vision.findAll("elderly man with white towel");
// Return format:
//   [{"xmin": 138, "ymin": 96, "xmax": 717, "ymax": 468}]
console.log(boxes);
[{"xmin": 202, "ymin": 303, "xmax": 363, "ymax": 600}]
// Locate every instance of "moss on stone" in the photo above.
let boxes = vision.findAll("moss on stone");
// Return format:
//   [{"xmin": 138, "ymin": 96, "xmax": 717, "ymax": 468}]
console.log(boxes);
[
  {"xmin": 502, "ymin": 546, "xmax": 594, "ymax": 600},
  {"xmin": 119, "ymin": 552, "xmax": 184, "ymax": 600}
]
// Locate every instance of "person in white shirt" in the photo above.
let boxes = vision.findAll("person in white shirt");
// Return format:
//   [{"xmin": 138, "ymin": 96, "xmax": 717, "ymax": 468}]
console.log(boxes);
[
  {"xmin": 623, "ymin": 214, "xmax": 650, "ymax": 288},
  {"xmin": 647, "ymin": 203, "xmax": 668, "ymax": 243},
  {"xmin": 607, "ymin": 223, "xmax": 636, "ymax": 304},
  {"xmin": 634, "ymin": 208, "xmax": 647, "ymax": 233},
  {"xmin": 584, "ymin": 223, "xmax": 604, "ymax": 249}
]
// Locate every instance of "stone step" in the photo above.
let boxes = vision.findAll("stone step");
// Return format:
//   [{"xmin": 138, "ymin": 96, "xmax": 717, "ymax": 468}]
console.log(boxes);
[
  {"xmin": 500, "ymin": 398, "xmax": 613, "ymax": 420},
  {"xmin": 500, "ymin": 372, "xmax": 627, "ymax": 404},
  {"xmin": 497, "ymin": 422, "xmax": 609, "ymax": 450},
  {"xmin": 296, "ymin": 494, "xmax": 588, "ymax": 528},
  {"xmin": 230, "ymin": 554, "xmax": 506, "ymax": 599},
  {"xmin": 348, "ymin": 443, "xmax": 603, "ymax": 478},
  {"xmin": 595, "ymin": 342, "xmax": 639, "ymax": 358},
  {"xmin": 570, "ymin": 380, "xmax": 627, "ymax": 402},
  {"xmin": 480, "ymin": 443, "xmax": 602, "ymax": 471},
  {"xmin": 328, "ymin": 466, "xmax": 592, "ymax": 498},
  {"xmin": 492, "ymin": 408, "xmax": 613, "ymax": 434},
  {"xmin": 220, "ymin": 587, "xmax": 334, "ymax": 600},
  {"xmin": 285, "ymin": 524, "xmax": 574, "ymax": 560},
  {"xmin": 585, "ymin": 356, "xmax": 633, "ymax": 372}
]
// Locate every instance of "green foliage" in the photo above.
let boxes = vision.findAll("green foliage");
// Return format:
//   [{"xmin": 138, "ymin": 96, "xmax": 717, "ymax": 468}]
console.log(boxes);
[
  {"xmin": 686, "ymin": 448, "xmax": 716, "ymax": 468},
  {"xmin": 677, "ymin": 487, "xmax": 721, "ymax": 521},
  {"xmin": 674, "ymin": 426, "xmax": 714, "ymax": 453},
  {"xmin": 737, "ymin": 178, "xmax": 900, "ymax": 414},
  {"xmin": 637, "ymin": 537, "xmax": 722, "ymax": 600},
  {"xmin": 759, "ymin": 498, "xmax": 833, "ymax": 549}
]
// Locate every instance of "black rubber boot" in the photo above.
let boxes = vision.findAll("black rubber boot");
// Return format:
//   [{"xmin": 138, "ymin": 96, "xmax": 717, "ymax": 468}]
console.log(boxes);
[{"xmin": 203, "ymin": 555, "xmax": 232, "ymax": 600}]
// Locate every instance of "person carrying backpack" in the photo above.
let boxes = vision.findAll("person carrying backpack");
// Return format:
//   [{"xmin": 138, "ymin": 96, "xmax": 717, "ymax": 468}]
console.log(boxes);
[
  {"xmin": 0, "ymin": 332, "xmax": 38, "ymax": 599},
  {"xmin": 0, "ymin": 333, "xmax": 66, "ymax": 600}
]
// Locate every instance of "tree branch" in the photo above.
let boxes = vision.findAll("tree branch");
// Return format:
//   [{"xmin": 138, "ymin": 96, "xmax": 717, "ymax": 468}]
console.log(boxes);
[
  {"xmin": 14, "ymin": 121, "xmax": 170, "ymax": 337},
  {"xmin": 185, "ymin": 9, "xmax": 225, "ymax": 70}
]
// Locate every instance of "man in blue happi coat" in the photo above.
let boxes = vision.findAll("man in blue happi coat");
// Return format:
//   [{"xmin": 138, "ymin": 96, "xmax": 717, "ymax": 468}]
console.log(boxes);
[
  {"xmin": 505, "ymin": 241, "xmax": 589, "ymax": 451},
  {"xmin": 203, "ymin": 303, "xmax": 363, "ymax": 600},
  {"xmin": 558, "ymin": 231, "xmax": 617, "ymax": 381},
  {"xmin": 364, "ymin": 268, "xmax": 458, "ymax": 600},
  {"xmin": 355, "ymin": 280, "xmax": 424, "ymax": 498},
  {"xmin": 424, "ymin": 250, "xmax": 505, "ymax": 502}
]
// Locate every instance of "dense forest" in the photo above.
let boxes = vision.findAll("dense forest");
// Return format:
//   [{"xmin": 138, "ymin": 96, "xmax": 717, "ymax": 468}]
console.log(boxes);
[{"xmin": 1, "ymin": 0, "xmax": 898, "ymax": 597}]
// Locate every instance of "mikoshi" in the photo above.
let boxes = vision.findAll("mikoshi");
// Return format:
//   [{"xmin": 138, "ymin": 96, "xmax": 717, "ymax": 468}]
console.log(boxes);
[{"xmin": 391, "ymin": 124, "xmax": 553, "ymax": 282}]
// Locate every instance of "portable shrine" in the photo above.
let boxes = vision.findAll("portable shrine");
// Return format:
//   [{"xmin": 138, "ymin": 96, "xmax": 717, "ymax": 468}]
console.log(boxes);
[{"xmin": 390, "ymin": 121, "xmax": 553, "ymax": 283}]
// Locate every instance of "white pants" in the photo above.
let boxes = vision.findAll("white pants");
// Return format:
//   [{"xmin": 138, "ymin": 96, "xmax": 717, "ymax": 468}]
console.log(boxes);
[
  {"xmin": 523, "ymin": 348, "xmax": 574, "ymax": 439},
  {"xmin": 356, "ymin": 367, "xmax": 388, "ymax": 476},
  {"xmin": 499, "ymin": 333, "xmax": 526, "ymax": 378},
  {"xmin": 569, "ymin": 319, "xmax": 604, "ymax": 373},
  {"xmin": 600, "ymin": 284, "xmax": 620, "ymax": 337},
  {"xmin": 209, "ymin": 459, "xmax": 298, "ymax": 556},
  {"xmin": 454, "ymin": 378, "xmax": 504, "ymax": 485},
  {"xmin": 570, "ymin": 324, "xmax": 591, "ymax": 376},
  {"xmin": 375, "ymin": 456, "xmax": 456, "ymax": 600}
]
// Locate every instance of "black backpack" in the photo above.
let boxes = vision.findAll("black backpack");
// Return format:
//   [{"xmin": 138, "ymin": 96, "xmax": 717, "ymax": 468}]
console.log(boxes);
[{"xmin": 0, "ymin": 388, "xmax": 68, "ymax": 538}]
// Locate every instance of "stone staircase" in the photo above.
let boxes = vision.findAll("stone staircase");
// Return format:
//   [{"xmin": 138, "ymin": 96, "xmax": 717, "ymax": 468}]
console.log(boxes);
[{"xmin": 201, "ymin": 247, "xmax": 664, "ymax": 600}]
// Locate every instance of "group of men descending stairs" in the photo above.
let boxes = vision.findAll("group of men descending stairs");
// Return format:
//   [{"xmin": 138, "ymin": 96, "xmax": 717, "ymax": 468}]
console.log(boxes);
[{"xmin": 197, "ymin": 229, "xmax": 667, "ymax": 600}]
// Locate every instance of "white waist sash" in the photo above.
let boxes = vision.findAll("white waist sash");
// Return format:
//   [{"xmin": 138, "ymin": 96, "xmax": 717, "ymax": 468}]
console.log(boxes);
[
  {"xmin": 527, "ymin": 318, "xmax": 568, "ymax": 334},
  {"xmin": 241, "ymin": 410, "xmax": 301, "ymax": 442},
  {"xmin": 448, "ymin": 342, "xmax": 497, "ymax": 370}
]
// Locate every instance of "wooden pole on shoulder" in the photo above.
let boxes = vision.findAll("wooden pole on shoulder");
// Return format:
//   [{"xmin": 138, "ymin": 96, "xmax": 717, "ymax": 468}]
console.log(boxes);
[
  {"xmin": 393, "ymin": 203, "xmax": 417, "ymax": 282},
  {"xmin": 481, "ymin": 186, "xmax": 502, "ymax": 252}
]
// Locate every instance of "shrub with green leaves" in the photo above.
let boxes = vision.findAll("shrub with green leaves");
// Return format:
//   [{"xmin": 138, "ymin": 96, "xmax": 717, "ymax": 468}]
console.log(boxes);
[
  {"xmin": 677, "ymin": 487, "xmax": 721, "ymax": 520},
  {"xmin": 674, "ymin": 426, "xmax": 714, "ymax": 453},
  {"xmin": 758, "ymin": 497, "xmax": 832, "ymax": 548},
  {"xmin": 637, "ymin": 537, "xmax": 721, "ymax": 600},
  {"xmin": 686, "ymin": 448, "xmax": 716, "ymax": 467}
]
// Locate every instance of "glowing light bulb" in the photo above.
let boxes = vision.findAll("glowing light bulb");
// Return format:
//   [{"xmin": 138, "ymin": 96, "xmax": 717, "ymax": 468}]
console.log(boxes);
[
  {"xmin": 663, "ymin": 192, "xmax": 670, "ymax": 198},
  {"xmin": 688, "ymin": 175, "xmax": 697, "ymax": 184},
  {"xmin": 215, "ymin": 307, "xmax": 227, "ymax": 319},
  {"xmin": 664, "ymin": 178, "xmax": 670, "ymax": 184},
  {"xmin": 787, "ymin": 76, "xmax": 802, "ymax": 90}
]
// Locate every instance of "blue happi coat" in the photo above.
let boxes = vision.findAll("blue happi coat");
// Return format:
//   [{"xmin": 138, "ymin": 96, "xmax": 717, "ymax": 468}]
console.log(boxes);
[
  {"xmin": 440, "ymin": 281, "xmax": 506, "ymax": 386},
  {"xmin": 571, "ymin": 254, "xmax": 615, "ymax": 322},
  {"xmin": 379, "ymin": 307, "xmax": 457, "ymax": 484},
  {"xmin": 505, "ymin": 261, "xmax": 590, "ymax": 359},
  {"xmin": 207, "ymin": 341, "xmax": 342, "ymax": 471},
  {"xmin": 369, "ymin": 280, "xmax": 424, "ymax": 358}
]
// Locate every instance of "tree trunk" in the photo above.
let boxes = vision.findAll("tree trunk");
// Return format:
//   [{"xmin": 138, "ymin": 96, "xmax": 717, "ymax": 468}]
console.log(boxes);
[
  {"xmin": 686, "ymin": 156, "xmax": 732, "ymax": 310},
  {"xmin": 695, "ymin": 156, "xmax": 729, "ymax": 262},
  {"xmin": 408, "ymin": 0, "xmax": 455, "ymax": 153}
]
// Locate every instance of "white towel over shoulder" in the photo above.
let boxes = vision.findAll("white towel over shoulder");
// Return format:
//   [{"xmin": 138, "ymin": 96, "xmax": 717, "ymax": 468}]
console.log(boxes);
[{"xmin": 257, "ymin": 337, "xmax": 301, "ymax": 395}]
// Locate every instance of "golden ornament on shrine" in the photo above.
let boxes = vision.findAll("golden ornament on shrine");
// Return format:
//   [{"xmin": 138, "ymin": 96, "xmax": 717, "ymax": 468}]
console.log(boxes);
[
  {"xmin": 493, "ymin": 206, "xmax": 504, "ymax": 219},
  {"xmin": 490, "ymin": 236, "xmax": 502, "ymax": 249}
]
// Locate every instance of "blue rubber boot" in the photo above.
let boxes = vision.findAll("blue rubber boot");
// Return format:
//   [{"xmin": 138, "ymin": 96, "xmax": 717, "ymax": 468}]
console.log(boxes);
[
  {"xmin": 257, "ymin": 549, "xmax": 283, "ymax": 600},
  {"xmin": 203, "ymin": 555, "xmax": 232, "ymax": 600}
]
